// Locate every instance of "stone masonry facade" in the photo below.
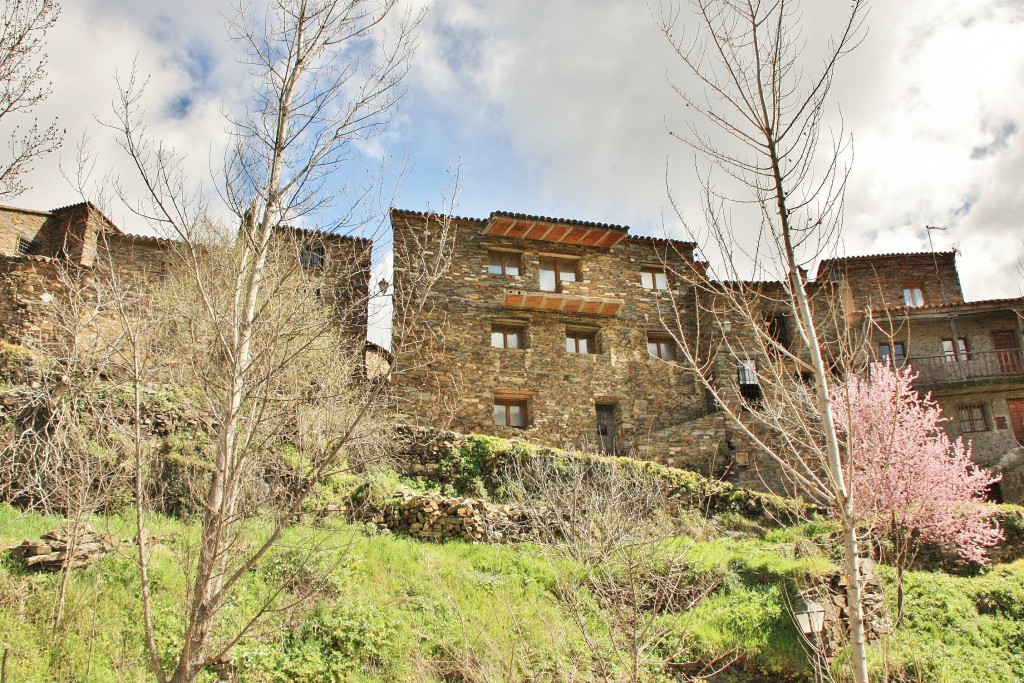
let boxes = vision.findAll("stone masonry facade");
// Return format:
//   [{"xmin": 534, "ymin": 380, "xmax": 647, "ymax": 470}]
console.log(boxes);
[
  {"xmin": 818, "ymin": 252, "xmax": 1024, "ymax": 503},
  {"xmin": 393, "ymin": 209, "xmax": 1024, "ymax": 504},
  {"xmin": 0, "ymin": 202, "xmax": 372, "ymax": 348},
  {"xmin": 391, "ymin": 209, "xmax": 714, "ymax": 469}
]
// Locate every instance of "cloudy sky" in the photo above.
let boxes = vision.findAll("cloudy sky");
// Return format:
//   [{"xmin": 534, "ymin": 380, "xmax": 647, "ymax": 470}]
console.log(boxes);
[{"xmin": 11, "ymin": 0, "xmax": 1024, "ymax": 306}]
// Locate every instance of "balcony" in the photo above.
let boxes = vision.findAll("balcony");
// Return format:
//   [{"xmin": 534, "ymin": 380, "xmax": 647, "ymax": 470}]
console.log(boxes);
[
  {"xmin": 909, "ymin": 348, "xmax": 1024, "ymax": 386},
  {"xmin": 502, "ymin": 289, "xmax": 624, "ymax": 316}
]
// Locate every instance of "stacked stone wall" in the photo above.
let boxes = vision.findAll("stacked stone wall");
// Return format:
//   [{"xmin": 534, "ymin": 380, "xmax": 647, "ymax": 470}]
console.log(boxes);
[
  {"xmin": 339, "ymin": 488, "xmax": 541, "ymax": 543},
  {"xmin": 0, "ymin": 206, "xmax": 50, "ymax": 256},
  {"xmin": 0, "ymin": 256, "xmax": 64, "ymax": 343},
  {"xmin": 391, "ymin": 212, "xmax": 706, "ymax": 454},
  {"xmin": 828, "ymin": 252, "xmax": 963, "ymax": 311}
]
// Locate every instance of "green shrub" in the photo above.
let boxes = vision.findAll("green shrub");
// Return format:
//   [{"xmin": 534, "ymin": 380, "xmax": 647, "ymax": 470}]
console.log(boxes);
[{"xmin": 237, "ymin": 601, "xmax": 401, "ymax": 682}]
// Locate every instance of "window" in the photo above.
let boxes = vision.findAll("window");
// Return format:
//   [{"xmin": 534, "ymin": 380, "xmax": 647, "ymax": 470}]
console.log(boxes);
[
  {"xmin": 647, "ymin": 333, "xmax": 676, "ymax": 361},
  {"xmin": 957, "ymin": 404, "xmax": 989, "ymax": 433},
  {"xmin": 300, "ymin": 244, "xmax": 325, "ymax": 270},
  {"xmin": 942, "ymin": 338, "xmax": 970, "ymax": 363},
  {"xmin": 494, "ymin": 398, "xmax": 527, "ymax": 428},
  {"xmin": 737, "ymin": 359, "xmax": 762, "ymax": 404},
  {"xmin": 640, "ymin": 266, "xmax": 668, "ymax": 290},
  {"xmin": 491, "ymin": 323, "xmax": 525, "ymax": 349},
  {"xmin": 765, "ymin": 314, "xmax": 792, "ymax": 353},
  {"xmin": 565, "ymin": 328, "xmax": 597, "ymax": 354},
  {"xmin": 879, "ymin": 341, "xmax": 907, "ymax": 367},
  {"xmin": 902, "ymin": 285, "xmax": 925, "ymax": 307},
  {"xmin": 488, "ymin": 250, "xmax": 521, "ymax": 276},
  {"xmin": 15, "ymin": 236, "xmax": 35, "ymax": 256},
  {"xmin": 539, "ymin": 256, "xmax": 578, "ymax": 292}
]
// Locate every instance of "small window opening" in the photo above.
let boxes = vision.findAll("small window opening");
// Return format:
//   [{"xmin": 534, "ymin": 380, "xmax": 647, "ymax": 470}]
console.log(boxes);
[
  {"xmin": 647, "ymin": 333, "xmax": 676, "ymax": 361},
  {"xmin": 640, "ymin": 266, "xmax": 668, "ymax": 290},
  {"xmin": 491, "ymin": 323, "xmax": 525, "ymax": 349},
  {"xmin": 494, "ymin": 398, "xmax": 528, "ymax": 428},
  {"xmin": 16, "ymin": 236, "xmax": 36, "ymax": 256},
  {"xmin": 487, "ymin": 250, "xmax": 521, "ymax": 276},
  {"xmin": 942, "ymin": 338, "xmax": 970, "ymax": 363},
  {"xmin": 737, "ymin": 359, "xmax": 762, "ymax": 406},
  {"xmin": 300, "ymin": 243, "xmax": 326, "ymax": 270},
  {"xmin": 902, "ymin": 285, "xmax": 925, "ymax": 307},
  {"xmin": 879, "ymin": 341, "xmax": 907, "ymax": 367},
  {"xmin": 566, "ymin": 328, "xmax": 597, "ymax": 354},
  {"xmin": 540, "ymin": 256, "xmax": 578, "ymax": 292},
  {"xmin": 765, "ymin": 314, "xmax": 792, "ymax": 354},
  {"xmin": 957, "ymin": 404, "xmax": 989, "ymax": 433}
]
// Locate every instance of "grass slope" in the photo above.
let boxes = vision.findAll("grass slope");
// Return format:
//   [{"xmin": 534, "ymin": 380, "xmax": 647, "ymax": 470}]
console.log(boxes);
[{"xmin": 2, "ymin": 503, "xmax": 1023, "ymax": 683}]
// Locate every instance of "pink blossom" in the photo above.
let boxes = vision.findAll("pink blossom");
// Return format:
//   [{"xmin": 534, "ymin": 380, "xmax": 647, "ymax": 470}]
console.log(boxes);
[{"xmin": 832, "ymin": 363, "xmax": 1002, "ymax": 564}]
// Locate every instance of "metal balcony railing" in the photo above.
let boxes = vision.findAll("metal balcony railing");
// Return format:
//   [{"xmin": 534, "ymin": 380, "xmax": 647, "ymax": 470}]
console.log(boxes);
[{"xmin": 908, "ymin": 347, "xmax": 1024, "ymax": 385}]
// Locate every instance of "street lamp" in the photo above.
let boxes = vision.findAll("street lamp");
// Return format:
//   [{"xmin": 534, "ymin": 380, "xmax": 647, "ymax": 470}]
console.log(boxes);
[
  {"xmin": 794, "ymin": 598, "xmax": 826, "ymax": 683},
  {"xmin": 794, "ymin": 599, "xmax": 825, "ymax": 636}
]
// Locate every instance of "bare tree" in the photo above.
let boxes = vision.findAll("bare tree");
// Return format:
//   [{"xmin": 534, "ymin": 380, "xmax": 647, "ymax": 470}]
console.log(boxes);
[
  {"xmin": 0, "ymin": 0, "xmax": 62, "ymax": 198},
  {"xmin": 0, "ymin": 255, "xmax": 140, "ymax": 631},
  {"xmin": 509, "ymin": 455, "xmax": 728, "ymax": 682},
  {"xmin": 100, "ymin": 1, "xmax": 457, "ymax": 681},
  {"xmin": 655, "ymin": 0, "xmax": 873, "ymax": 680}
]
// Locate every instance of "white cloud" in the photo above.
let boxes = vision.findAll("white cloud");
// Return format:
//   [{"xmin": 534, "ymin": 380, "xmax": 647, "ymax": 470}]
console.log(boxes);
[
  {"xmin": 6, "ymin": 0, "xmax": 1024, "ymax": 299},
  {"xmin": 408, "ymin": 0, "xmax": 1024, "ymax": 298}
]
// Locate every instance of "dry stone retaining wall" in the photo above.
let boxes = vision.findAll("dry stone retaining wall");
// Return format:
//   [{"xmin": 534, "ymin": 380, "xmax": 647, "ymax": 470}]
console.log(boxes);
[{"xmin": 338, "ymin": 488, "xmax": 543, "ymax": 544}]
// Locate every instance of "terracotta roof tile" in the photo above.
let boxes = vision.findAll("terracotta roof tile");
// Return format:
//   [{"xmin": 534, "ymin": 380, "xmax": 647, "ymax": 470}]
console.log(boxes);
[
  {"xmin": 867, "ymin": 296, "xmax": 1024, "ymax": 314},
  {"xmin": 489, "ymin": 210, "xmax": 629, "ymax": 232}
]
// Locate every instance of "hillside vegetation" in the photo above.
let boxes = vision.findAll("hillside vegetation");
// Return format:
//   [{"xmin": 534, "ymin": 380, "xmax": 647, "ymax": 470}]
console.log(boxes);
[{"xmin": 1, "ymin": 428, "xmax": 1023, "ymax": 683}]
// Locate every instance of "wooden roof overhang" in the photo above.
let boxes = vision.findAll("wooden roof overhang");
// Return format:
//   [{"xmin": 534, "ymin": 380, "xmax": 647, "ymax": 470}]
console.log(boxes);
[
  {"xmin": 483, "ymin": 212, "xmax": 629, "ymax": 248},
  {"xmin": 502, "ymin": 290, "xmax": 624, "ymax": 316}
]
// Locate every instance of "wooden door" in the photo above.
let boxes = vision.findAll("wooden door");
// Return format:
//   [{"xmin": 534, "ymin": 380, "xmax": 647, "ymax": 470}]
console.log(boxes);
[
  {"xmin": 596, "ymin": 404, "xmax": 617, "ymax": 455},
  {"xmin": 1009, "ymin": 399, "xmax": 1024, "ymax": 447},
  {"xmin": 992, "ymin": 330, "xmax": 1023, "ymax": 374}
]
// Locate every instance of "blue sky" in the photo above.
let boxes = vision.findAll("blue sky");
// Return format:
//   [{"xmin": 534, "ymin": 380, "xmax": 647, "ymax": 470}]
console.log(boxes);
[{"xmin": 12, "ymin": 0, "xmax": 1024, "ymax": 317}]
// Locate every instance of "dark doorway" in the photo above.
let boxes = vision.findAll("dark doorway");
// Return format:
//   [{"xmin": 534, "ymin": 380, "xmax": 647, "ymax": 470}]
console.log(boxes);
[{"xmin": 596, "ymin": 404, "xmax": 617, "ymax": 455}]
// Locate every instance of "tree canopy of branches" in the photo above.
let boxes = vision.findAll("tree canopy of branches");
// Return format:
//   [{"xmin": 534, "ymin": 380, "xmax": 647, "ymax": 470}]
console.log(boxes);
[
  {"xmin": 105, "ymin": 1, "xmax": 438, "ymax": 682},
  {"xmin": 656, "ymin": 0, "xmax": 875, "ymax": 679},
  {"xmin": 0, "ymin": 0, "xmax": 62, "ymax": 198},
  {"xmin": 509, "ymin": 456, "xmax": 726, "ymax": 682}
]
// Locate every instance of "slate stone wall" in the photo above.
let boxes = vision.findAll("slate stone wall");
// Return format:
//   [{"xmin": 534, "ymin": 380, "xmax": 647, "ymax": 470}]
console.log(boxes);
[
  {"xmin": 822, "ymin": 252, "xmax": 964, "ymax": 311},
  {"xmin": 391, "ymin": 210, "xmax": 708, "ymax": 456},
  {"xmin": 0, "ymin": 204, "xmax": 373, "ymax": 349}
]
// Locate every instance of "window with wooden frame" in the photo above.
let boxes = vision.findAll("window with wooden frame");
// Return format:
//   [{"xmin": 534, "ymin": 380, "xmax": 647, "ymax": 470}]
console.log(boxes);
[
  {"xmin": 957, "ymin": 404, "xmax": 989, "ymax": 433},
  {"xmin": 879, "ymin": 341, "xmax": 907, "ymax": 367},
  {"xmin": 902, "ymin": 284, "xmax": 925, "ymax": 307},
  {"xmin": 565, "ymin": 327, "xmax": 597, "ymax": 354},
  {"xmin": 539, "ymin": 255, "xmax": 578, "ymax": 292},
  {"xmin": 640, "ymin": 266, "xmax": 668, "ymax": 290},
  {"xmin": 942, "ymin": 337, "xmax": 971, "ymax": 363},
  {"xmin": 493, "ymin": 397, "xmax": 528, "ymax": 428},
  {"xmin": 491, "ymin": 323, "xmax": 525, "ymax": 349},
  {"xmin": 487, "ymin": 250, "xmax": 521, "ymax": 276},
  {"xmin": 299, "ymin": 243, "xmax": 326, "ymax": 270},
  {"xmin": 647, "ymin": 333, "xmax": 676, "ymax": 361}
]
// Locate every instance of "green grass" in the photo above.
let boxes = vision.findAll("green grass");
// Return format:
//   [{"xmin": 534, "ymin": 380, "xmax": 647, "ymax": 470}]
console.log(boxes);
[{"xmin": 1, "ymin": 505, "xmax": 1022, "ymax": 682}]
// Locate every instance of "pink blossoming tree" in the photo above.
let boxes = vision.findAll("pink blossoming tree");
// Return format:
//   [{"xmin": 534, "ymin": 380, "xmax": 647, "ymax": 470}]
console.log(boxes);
[{"xmin": 833, "ymin": 362, "xmax": 1002, "ymax": 621}]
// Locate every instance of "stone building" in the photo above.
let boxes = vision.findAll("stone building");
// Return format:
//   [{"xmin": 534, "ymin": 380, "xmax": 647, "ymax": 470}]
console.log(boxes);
[
  {"xmin": 1, "ymin": 202, "xmax": 372, "ymax": 346},
  {"xmin": 390, "ymin": 208, "xmax": 716, "ymax": 464},
  {"xmin": 392, "ymin": 209, "xmax": 1024, "ymax": 503},
  {"xmin": 817, "ymin": 252, "xmax": 1024, "ymax": 502}
]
